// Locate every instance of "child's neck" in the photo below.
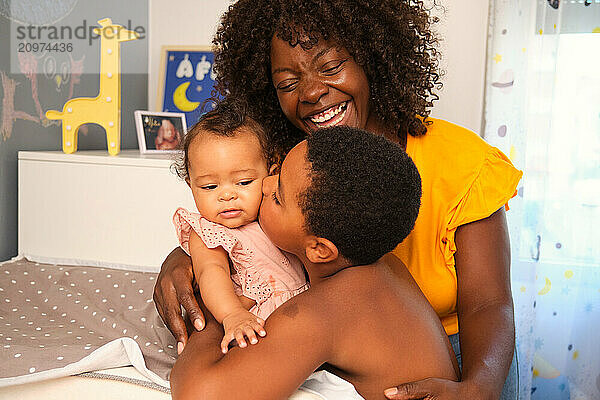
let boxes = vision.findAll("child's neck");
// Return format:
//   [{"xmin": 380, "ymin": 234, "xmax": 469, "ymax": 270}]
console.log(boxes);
[{"xmin": 298, "ymin": 255, "xmax": 354, "ymax": 286}]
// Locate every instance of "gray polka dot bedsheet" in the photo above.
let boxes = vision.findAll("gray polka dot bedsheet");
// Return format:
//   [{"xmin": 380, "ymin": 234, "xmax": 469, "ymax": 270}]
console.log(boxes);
[{"xmin": 0, "ymin": 257, "xmax": 177, "ymax": 389}]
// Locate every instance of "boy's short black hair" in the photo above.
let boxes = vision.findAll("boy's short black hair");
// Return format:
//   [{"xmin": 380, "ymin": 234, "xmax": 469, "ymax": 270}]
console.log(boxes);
[
  {"xmin": 172, "ymin": 97, "xmax": 273, "ymax": 181},
  {"xmin": 302, "ymin": 127, "xmax": 421, "ymax": 265}
]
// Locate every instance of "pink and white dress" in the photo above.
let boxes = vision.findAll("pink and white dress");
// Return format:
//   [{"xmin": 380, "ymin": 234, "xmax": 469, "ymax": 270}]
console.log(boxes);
[{"xmin": 173, "ymin": 207, "xmax": 309, "ymax": 320}]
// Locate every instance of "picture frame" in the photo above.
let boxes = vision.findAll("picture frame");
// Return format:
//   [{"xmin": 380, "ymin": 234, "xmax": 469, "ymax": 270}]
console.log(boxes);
[
  {"xmin": 134, "ymin": 110, "xmax": 187, "ymax": 154},
  {"xmin": 157, "ymin": 46, "xmax": 220, "ymax": 128}
]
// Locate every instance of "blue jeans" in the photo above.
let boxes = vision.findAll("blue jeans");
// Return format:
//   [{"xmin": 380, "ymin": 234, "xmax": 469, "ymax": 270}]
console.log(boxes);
[{"xmin": 448, "ymin": 333, "xmax": 519, "ymax": 400}]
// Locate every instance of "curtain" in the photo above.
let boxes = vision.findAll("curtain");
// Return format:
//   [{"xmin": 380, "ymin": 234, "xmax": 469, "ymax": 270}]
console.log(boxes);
[{"xmin": 483, "ymin": 1, "xmax": 600, "ymax": 399}]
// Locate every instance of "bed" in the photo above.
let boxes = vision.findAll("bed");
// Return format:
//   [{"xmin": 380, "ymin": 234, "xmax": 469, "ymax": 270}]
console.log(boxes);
[{"xmin": 0, "ymin": 150, "xmax": 362, "ymax": 400}]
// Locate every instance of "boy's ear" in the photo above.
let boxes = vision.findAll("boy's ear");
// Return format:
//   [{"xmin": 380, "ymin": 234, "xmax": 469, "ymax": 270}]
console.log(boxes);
[
  {"xmin": 269, "ymin": 164, "xmax": 280, "ymax": 176},
  {"xmin": 304, "ymin": 237, "xmax": 339, "ymax": 264}
]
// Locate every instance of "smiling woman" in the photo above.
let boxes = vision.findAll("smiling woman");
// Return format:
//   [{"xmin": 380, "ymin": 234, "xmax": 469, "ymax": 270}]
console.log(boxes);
[
  {"xmin": 270, "ymin": 37, "xmax": 374, "ymax": 135},
  {"xmin": 212, "ymin": 0, "xmax": 441, "ymax": 157},
  {"xmin": 155, "ymin": 1, "xmax": 522, "ymax": 399}
]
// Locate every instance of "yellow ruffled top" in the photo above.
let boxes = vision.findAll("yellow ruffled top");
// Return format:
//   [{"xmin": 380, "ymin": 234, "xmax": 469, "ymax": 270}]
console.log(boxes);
[{"xmin": 391, "ymin": 118, "xmax": 523, "ymax": 335}]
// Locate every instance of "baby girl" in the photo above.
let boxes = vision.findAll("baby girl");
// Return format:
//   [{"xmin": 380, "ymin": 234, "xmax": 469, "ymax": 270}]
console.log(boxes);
[{"xmin": 172, "ymin": 99, "xmax": 308, "ymax": 354}]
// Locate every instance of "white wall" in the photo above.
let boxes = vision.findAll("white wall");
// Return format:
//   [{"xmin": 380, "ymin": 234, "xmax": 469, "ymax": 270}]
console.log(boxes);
[
  {"xmin": 148, "ymin": 0, "xmax": 230, "ymax": 111},
  {"xmin": 430, "ymin": 1, "xmax": 490, "ymax": 133},
  {"xmin": 149, "ymin": 0, "xmax": 490, "ymax": 133}
]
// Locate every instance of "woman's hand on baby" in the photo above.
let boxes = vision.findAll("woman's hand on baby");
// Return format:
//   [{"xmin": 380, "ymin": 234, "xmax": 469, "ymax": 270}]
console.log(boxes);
[
  {"xmin": 154, "ymin": 247, "xmax": 205, "ymax": 354},
  {"xmin": 221, "ymin": 310, "xmax": 266, "ymax": 354}
]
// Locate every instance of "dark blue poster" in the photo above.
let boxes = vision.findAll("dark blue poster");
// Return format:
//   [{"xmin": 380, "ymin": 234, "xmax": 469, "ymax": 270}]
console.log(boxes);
[{"xmin": 160, "ymin": 49, "xmax": 220, "ymax": 127}]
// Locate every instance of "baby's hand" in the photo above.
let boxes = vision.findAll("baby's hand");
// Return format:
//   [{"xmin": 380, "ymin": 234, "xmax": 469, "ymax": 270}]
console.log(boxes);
[{"xmin": 221, "ymin": 310, "xmax": 266, "ymax": 353}]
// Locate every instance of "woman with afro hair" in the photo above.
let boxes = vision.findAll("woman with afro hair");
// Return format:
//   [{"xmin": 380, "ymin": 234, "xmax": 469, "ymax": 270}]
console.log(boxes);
[{"xmin": 155, "ymin": 1, "xmax": 522, "ymax": 399}]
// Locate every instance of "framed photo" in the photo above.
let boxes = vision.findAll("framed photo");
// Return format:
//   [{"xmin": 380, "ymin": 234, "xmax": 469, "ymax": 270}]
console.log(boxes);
[
  {"xmin": 134, "ymin": 110, "xmax": 187, "ymax": 154},
  {"xmin": 157, "ymin": 46, "xmax": 221, "ymax": 128}
]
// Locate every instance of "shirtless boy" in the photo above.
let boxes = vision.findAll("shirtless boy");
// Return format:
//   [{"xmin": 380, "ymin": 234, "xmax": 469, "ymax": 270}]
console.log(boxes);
[{"xmin": 170, "ymin": 126, "xmax": 459, "ymax": 400}]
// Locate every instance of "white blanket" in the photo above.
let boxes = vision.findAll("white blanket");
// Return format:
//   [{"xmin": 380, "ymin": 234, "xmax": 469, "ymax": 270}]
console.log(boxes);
[{"xmin": 1, "ymin": 256, "xmax": 363, "ymax": 399}]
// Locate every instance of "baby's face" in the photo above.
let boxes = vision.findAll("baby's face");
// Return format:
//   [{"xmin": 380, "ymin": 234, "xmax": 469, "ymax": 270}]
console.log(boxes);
[
  {"xmin": 187, "ymin": 130, "xmax": 268, "ymax": 228},
  {"xmin": 259, "ymin": 141, "xmax": 310, "ymax": 255}
]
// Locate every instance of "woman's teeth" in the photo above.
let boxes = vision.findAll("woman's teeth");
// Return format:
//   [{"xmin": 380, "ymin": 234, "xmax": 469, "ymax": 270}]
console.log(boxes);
[{"xmin": 309, "ymin": 102, "xmax": 348, "ymax": 127}]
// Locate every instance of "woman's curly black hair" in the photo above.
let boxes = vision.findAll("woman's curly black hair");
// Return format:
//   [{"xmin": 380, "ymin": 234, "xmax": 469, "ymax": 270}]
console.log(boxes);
[
  {"xmin": 212, "ymin": 0, "xmax": 442, "ymax": 158},
  {"xmin": 302, "ymin": 126, "xmax": 422, "ymax": 265}
]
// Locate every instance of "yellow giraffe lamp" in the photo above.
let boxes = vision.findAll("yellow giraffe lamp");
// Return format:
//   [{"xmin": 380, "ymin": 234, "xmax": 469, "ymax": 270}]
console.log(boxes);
[{"xmin": 46, "ymin": 18, "xmax": 139, "ymax": 156}]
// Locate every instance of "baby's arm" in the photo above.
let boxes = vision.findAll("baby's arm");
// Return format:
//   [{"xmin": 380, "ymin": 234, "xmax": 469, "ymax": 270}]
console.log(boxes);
[{"xmin": 188, "ymin": 230, "xmax": 266, "ymax": 353}]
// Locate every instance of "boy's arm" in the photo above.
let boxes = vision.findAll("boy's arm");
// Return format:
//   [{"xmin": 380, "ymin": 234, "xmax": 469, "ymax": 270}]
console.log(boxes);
[
  {"xmin": 170, "ymin": 291, "xmax": 331, "ymax": 400},
  {"xmin": 188, "ymin": 230, "xmax": 249, "ymax": 324}
]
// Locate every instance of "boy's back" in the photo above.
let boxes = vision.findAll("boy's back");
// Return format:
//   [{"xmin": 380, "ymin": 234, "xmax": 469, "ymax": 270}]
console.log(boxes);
[
  {"xmin": 171, "ymin": 258, "xmax": 458, "ymax": 400},
  {"xmin": 283, "ymin": 258, "xmax": 459, "ymax": 399}
]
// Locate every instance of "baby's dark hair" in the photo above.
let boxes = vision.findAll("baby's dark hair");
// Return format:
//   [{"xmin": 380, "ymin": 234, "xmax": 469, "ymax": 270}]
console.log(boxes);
[
  {"xmin": 172, "ymin": 98, "xmax": 273, "ymax": 181},
  {"xmin": 302, "ymin": 127, "xmax": 422, "ymax": 265}
]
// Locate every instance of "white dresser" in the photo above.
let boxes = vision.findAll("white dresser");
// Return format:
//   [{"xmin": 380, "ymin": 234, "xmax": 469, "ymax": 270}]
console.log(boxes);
[{"xmin": 18, "ymin": 150, "xmax": 196, "ymax": 271}]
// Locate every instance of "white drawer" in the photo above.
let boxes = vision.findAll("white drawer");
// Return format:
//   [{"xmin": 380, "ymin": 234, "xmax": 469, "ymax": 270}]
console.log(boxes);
[{"xmin": 18, "ymin": 150, "xmax": 196, "ymax": 271}]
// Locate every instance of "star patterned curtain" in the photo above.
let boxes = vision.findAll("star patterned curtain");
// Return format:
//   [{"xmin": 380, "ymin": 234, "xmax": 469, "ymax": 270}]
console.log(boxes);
[{"xmin": 483, "ymin": 1, "xmax": 600, "ymax": 399}]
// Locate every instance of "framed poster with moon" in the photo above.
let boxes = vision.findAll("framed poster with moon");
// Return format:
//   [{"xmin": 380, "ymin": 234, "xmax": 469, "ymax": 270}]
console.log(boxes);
[{"xmin": 157, "ymin": 46, "xmax": 220, "ymax": 127}]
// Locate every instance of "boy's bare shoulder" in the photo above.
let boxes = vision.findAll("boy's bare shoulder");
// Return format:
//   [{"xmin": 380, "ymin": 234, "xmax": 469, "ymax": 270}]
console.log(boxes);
[
  {"xmin": 315, "ymin": 262, "xmax": 417, "ymax": 306},
  {"xmin": 265, "ymin": 267, "xmax": 379, "ymax": 327},
  {"xmin": 268, "ymin": 258, "xmax": 432, "ymax": 340},
  {"xmin": 266, "ymin": 262, "xmax": 457, "ymax": 397},
  {"xmin": 281, "ymin": 263, "xmax": 415, "ymax": 325}
]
